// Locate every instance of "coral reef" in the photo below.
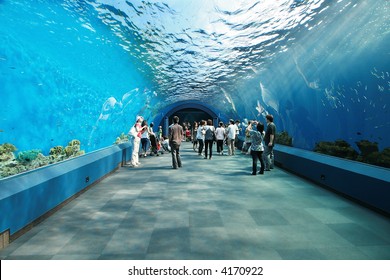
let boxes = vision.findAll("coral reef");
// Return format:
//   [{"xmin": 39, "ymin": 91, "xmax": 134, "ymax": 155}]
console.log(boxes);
[
  {"xmin": 355, "ymin": 140, "xmax": 389, "ymax": 168},
  {"xmin": 114, "ymin": 132, "xmax": 129, "ymax": 144},
  {"xmin": 0, "ymin": 143, "xmax": 17, "ymax": 162},
  {"xmin": 314, "ymin": 139, "xmax": 389, "ymax": 168},
  {"xmin": 16, "ymin": 149, "xmax": 41, "ymax": 163},
  {"xmin": 275, "ymin": 131, "xmax": 293, "ymax": 146},
  {"xmin": 314, "ymin": 139, "xmax": 358, "ymax": 160},
  {"xmin": 64, "ymin": 139, "xmax": 85, "ymax": 157},
  {"xmin": 0, "ymin": 139, "xmax": 85, "ymax": 179}
]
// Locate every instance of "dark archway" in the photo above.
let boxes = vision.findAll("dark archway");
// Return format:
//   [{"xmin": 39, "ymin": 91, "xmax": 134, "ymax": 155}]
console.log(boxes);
[
  {"xmin": 153, "ymin": 101, "xmax": 220, "ymax": 137},
  {"xmin": 168, "ymin": 108, "xmax": 213, "ymax": 128}
]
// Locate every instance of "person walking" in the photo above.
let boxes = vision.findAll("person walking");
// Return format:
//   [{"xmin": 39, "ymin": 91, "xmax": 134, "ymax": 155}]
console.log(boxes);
[
  {"xmin": 215, "ymin": 121, "xmax": 226, "ymax": 155},
  {"xmin": 140, "ymin": 119, "xmax": 149, "ymax": 157},
  {"xmin": 247, "ymin": 121, "xmax": 265, "ymax": 175},
  {"xmin": 226, "ymin": 119, "xmax": 236, "ymax": 155},
  {"xmin": 196, "ymin": 120, "xmax": 206, "ymax": 156},
  {"xmin": 169, "ymin": 115, "xmax": 184, "ymax": 169},
  {"xmin": 263, "ymin": 114, "xmax": 276, "ymax": 171},
  {"xmin": 204, "ymin": 119, "xmax": 216, "ymax": 159},
  {"xmin": 192, "ymin": 121, "xmax": 198, "ymax": 151}
]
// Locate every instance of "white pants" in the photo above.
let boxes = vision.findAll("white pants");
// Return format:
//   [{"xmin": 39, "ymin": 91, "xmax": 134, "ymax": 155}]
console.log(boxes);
[{"xmin": 131, "ymin": 137, "xmax": 141, "ymax": 165}]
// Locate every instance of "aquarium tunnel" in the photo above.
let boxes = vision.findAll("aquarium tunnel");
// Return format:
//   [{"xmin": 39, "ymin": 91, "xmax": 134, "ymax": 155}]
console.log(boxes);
[
  {"xmin": 0, "ymin": 0, "xmax": 389, "ymax": 176},
  {"xmin": 0, "ymin": 0, "xmax": 390, "ymax": 255}
]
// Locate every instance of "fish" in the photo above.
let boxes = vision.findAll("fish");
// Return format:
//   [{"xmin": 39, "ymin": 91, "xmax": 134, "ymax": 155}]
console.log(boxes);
[{"xmin": 256, "ymin": 100, "xmax": 265, "ymax": 116}]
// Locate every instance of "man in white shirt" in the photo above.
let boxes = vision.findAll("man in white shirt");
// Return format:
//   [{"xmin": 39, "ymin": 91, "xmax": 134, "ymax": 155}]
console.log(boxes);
[{"xmin": 226, "ymin": 119, "xmax": 236, "ymax": 155}]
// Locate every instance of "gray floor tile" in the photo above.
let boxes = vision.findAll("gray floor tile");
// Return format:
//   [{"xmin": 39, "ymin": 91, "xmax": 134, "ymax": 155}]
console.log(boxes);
[
  {"xmin": 189, "ymin": 210, "xmax": 224, "ymax": 228},
  {"xmin": 102, "ymin": 228, "xmax": 153, "ymax": 255},
  {"xmin": 249, "ymin": 209, "xmax": 290, "ymax": 226},
  {"xmin": 155, "ymin": 210, "xmax": 189, "ymax": 228},
  {"xmin": 328, "ymin": 223, "xmax": 390, "ymax": 246},
  {"xmin": 147, "ymin": 227, "xmax": 190, "ymax": 254}
]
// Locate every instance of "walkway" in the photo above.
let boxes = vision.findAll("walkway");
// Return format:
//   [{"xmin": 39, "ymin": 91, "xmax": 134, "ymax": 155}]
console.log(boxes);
[{"xmin": 1, "ymin": 142, "xmax": 389, "ymax": 260}]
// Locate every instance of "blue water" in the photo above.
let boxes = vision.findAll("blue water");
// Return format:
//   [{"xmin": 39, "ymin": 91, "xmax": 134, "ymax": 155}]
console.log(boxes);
[{"xmin": 0, "ymin": 0, "xmax": 389, "ymax": 156}]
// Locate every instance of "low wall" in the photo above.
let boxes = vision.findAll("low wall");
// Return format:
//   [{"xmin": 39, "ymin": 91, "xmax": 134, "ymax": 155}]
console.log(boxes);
[
  {"xmin": 0, "ymin": 143, "xmax": 132, "ymax": 246},
  {"xmin": 274, "ymin": 145, "xmax": 390, "ymax": 215}
]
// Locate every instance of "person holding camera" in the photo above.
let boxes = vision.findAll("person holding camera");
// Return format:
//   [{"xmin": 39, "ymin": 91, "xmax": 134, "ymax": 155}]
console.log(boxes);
[{"xmin": 247, "ymin": 120, "xmax": 265, "ymax": 175}]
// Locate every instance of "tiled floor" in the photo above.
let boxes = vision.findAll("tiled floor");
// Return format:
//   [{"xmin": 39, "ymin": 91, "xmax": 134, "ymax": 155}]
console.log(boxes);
[{"xmin": 1, "ymin": 142, "xmax": 389, "ymax": 260}]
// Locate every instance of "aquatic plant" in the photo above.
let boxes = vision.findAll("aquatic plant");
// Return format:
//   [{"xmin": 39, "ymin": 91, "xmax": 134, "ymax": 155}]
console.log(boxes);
[{"xmin": 275, "ymin": 131, "xmax": 293, "ymax": 146}]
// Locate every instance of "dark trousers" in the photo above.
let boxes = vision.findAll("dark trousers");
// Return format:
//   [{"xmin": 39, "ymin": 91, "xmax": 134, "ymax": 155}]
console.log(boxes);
[
  {"xmin": 171, "ymin": 143, "xmax": 182, "ymax": 169},
  {"xmin": 197, "ymin": 139, "xmax": 204, "ymax": 155},
  {"xmin": 251, "ymin": 150, "xmax": 264, "ymax": 174},
  {"xmin": 204, "ymin": 140, "xmax": 213, "ymax": 158},
  {"xmin": 141, "ymin": 138, "xmax": 149, "ymax": 153},
  {"xmin": 216, "ymin": 140, "xmax": 224, "ymax": 153}
]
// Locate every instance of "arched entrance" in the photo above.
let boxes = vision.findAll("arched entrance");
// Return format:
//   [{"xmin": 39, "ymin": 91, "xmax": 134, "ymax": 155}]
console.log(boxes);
[{"xmin": 154, "ymin": 101, "xmax": 220, "ymax": 137}]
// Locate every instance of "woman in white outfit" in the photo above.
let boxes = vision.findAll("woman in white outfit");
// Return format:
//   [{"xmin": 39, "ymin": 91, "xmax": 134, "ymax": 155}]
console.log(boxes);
[{"xmin": 129, "ymin": 116, "xmax": 146, "ymax": 167}]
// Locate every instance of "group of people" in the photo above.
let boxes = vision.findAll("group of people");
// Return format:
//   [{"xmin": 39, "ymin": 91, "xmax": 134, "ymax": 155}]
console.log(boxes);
[
  {"xmin": 127, "ymin": 114, "xmax": 276, "ymax": 174},
  {"xmin": 190, "ymin": 115, "xmax": 276, "ymax": 174},
  {"xmin": 127, "ymin": 115, "xmax": 171, "ymax": 167},
  {"xmin": 245, "ymin": 115, "xmax": 276, "ymax": 175}
]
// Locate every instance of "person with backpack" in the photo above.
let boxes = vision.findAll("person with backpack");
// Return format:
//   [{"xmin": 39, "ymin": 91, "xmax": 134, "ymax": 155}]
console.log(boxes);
[{"xmin": 204, "ymin": 119, "xmax": 216, "ymax": 159}]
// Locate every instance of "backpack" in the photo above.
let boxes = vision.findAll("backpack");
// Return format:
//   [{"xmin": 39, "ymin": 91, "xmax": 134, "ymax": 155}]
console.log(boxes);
[{"xmin": 205, "ymin": 127, "xmax": 215, "ymax": 141}]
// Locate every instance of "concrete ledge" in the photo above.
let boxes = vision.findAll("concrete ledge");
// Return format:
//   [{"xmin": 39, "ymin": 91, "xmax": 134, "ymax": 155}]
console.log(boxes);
[
  {"xmin": 274, "ymin": 145, "xmax": 390, "ymax": 215},
  {"xmin": 0, "ymin": 143, "xmax": 133, "ymax": 244}
]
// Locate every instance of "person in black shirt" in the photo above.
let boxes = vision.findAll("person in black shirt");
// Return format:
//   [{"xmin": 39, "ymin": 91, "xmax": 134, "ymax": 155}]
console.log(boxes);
[{"xmin": 263, "ymin": 114, "xmax": 276, "ymax": 171}]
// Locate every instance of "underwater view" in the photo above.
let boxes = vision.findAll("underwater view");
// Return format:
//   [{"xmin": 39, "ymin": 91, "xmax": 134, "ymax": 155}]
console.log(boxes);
[{"xmin": 0, "ymin": 0, "xmax": 389, "ymax": 177}]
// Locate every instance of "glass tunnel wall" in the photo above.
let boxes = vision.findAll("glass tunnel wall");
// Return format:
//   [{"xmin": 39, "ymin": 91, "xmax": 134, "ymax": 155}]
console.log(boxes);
[
  {"xmin": 0, "ymin": 0, "xmax": 389, "ymax": 175},
  {"xmin": 0, "ymin": 1, "xmax": 162, "ymax": 156}
]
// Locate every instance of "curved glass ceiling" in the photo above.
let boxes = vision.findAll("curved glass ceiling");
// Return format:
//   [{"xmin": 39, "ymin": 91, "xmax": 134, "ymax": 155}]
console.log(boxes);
[{"xmin": 0, "ymin": 0, "xmax": 389, "ymax": 156}]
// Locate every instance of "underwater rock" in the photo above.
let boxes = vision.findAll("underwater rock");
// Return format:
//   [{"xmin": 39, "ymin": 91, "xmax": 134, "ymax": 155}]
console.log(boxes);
[{"xmin": 275, "ymin": 131, "xmax": 293, "ymax": 146}]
